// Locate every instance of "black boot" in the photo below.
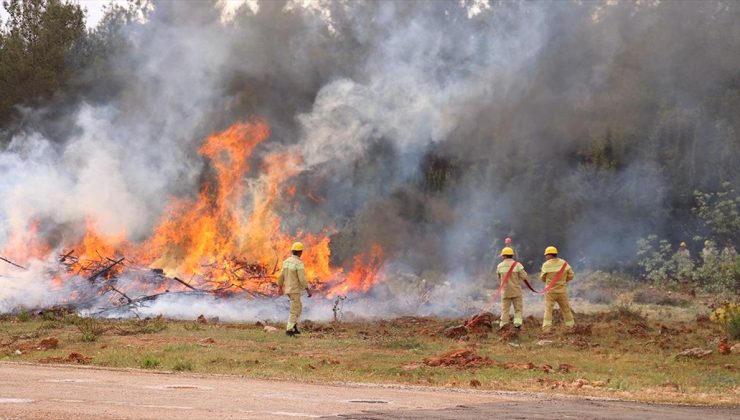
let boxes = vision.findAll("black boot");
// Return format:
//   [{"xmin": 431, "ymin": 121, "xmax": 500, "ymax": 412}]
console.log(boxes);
[{"xmin": 293, "ymin": 324, "xmax": 301, "ymax": 335}]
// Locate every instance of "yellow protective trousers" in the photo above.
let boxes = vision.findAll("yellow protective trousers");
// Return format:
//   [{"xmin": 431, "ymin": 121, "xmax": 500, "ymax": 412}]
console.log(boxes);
[
  {"xmin": 500, "ymin": 296, "xmax": 523, "ymax": 327},
  {"xmin": 286, "ymin": 293, "xmax": 303, "ymax": 331},
  {"xmin": 542, "ymin": 292, "xmax": 574, "ymax": 329}
]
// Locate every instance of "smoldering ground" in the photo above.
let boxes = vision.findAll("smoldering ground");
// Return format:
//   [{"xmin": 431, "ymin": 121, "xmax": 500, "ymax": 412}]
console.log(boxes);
[{"xmin": 1, "ymin": 1, "xmax": 739, "ymax": 318}]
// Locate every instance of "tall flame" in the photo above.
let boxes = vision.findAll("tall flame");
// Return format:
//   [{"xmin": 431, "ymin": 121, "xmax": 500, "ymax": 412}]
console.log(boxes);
[{"xmin": 0, "ymin": 120, "xmax": 384, "ymax": 297}]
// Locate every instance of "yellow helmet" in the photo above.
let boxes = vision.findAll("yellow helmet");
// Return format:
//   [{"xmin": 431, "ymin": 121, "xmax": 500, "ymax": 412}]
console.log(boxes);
[
  {"xmin": 680, "ymin": 241, "xmax": 687, "ymax": 247},
  {"xmin": 544, "ymin": 246, "xmax": 558, "ymax": 255},
  {"xmin": 500, "ymin": 247, "xmax": 514, "ymax": 257},
  {"xmin": 291, "ymin": 242, "xmax": 304, "ymax": 252}
]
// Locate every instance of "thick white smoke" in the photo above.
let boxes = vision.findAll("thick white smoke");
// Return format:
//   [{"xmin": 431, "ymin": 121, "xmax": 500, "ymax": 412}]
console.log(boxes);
[{"xmin": 1, "ymin": 1, "xmax": 739, "ymax": 319}]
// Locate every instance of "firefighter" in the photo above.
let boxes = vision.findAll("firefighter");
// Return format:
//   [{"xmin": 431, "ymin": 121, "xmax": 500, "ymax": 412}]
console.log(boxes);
[
  {"xmin": 674, "ymin": 241, "xmax": 693, "ymax": 283},
  {"xmin": 277, "ymin": 242, "xmax": 312, "ymax": 336},
  {"xmin": 702, "ymin": 240, "xmax": 719, "ymax": 265},
  {"xmin": 540, "ymin": 246, "xmax": 575, "ymax": 332},
  {"xmin": 497, "ymin": 247, "xmax": 526, "ymax": 329}
]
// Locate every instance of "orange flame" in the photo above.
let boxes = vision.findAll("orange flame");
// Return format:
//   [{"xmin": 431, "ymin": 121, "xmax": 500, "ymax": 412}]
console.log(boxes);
[{"xmin": 1, "ymin": 119, "xmax": 384, "ymax": 297}]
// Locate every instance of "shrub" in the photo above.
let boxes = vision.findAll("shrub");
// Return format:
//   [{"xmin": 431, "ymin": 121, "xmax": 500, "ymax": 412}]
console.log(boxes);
[
  {"xmin": 636, "ymin": 236, "xmax": 674, "ymax": 284},
  {"xmin": 140, "ymin": 355, "xmax": 161, "ymax": 369},
  {"xmin": 16, "ymin": 310, "xmax": 31, "ymax": 322},
  {"xmin": 172, "ymin": 360, "xmax": 194, "ymax": 372},
  {"xmin": 606, "ymin": 302, "xmax": 646, "ymax": 322},
  {"xmin": 727, "ymin": 312, "xmax": 740, "ymax": 340},
  {"xmin": 710, "ymin": 302, "xmax": 740, "ymax": 339},
  {"xmin": 74, "ymin": 317, "xmax": 106, "ymax": 342}
]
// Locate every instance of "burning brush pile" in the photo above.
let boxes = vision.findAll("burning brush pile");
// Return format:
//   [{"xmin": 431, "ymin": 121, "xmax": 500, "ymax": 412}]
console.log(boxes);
[{"xmin": 0, "ymin": 121, "xmax": 384, "ymax": 316}]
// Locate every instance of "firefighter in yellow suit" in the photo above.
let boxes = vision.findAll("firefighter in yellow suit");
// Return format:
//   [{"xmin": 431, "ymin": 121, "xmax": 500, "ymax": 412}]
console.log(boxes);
[
  {"xmin": 540, "ymin": 246, "xmax": 575, "ymax": 332},
  {"xmin": 277, "ymin": 242, "xmax": 312, "ymax": 336},
  {"xmin": 497, "ymin": 247, "xmax": 527, "ymax": 329}
]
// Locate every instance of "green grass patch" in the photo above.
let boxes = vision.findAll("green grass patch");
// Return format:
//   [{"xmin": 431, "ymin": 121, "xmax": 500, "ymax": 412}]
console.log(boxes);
[{"xmin": 140, "ymin": 355, "xmax": 161, "ymax": 369}]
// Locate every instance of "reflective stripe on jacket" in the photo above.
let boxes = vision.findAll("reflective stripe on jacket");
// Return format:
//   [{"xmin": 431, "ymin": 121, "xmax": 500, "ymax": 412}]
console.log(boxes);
[
  {"xmin": 539, "ymin": 257, "xmax": 574, "ymax": 294},
  {"xmin": 277, "ymin": 255, "xmax": 308, "ymax": 293},
  {"xmin": 496, "ymin": 259, "xmax": 526, "ymax": 298}
]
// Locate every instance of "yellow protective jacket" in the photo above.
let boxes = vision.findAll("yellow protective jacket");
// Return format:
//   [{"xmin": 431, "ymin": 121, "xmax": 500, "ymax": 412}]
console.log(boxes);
[
  {"xmin": 277, "ymin": 255, "xmax": 308, "ymax": 294},
  {"xmin": 496, "ymin": 259, "xmax": 526, "ymax": 298},
  {"xmin": 539, "ymin": 257, "xmax": 574, "ymax": 294}
]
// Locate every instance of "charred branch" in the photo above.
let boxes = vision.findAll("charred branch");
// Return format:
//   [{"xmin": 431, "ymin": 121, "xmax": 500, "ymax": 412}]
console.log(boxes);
[
  {"xmin": 87, "ymin": 257, "xmax": 125, "ymax": 282},
  {"xmin": 0, "ymin": 256, "xmax": 27, "ymax": 271}
]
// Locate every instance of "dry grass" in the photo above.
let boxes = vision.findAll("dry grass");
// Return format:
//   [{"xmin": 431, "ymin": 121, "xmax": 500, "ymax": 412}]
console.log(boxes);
[{"xmin": 0, "ymin": 304, "xmax": 738, "ymax": 406}]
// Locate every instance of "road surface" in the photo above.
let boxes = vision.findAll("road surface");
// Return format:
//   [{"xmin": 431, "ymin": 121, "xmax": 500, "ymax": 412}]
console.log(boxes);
[{"xmin": 0, "ymin": 363, "xmax": 736, "ymax": 419}]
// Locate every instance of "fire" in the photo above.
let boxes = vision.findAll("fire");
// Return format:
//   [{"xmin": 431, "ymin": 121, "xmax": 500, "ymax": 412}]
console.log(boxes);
[{"xmin": 0, "ymin": 119, "xmax": 384, "ymax": 298}]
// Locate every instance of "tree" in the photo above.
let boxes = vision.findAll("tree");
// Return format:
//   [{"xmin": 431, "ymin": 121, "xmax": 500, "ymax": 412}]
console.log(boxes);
[{"xmin": 0, "ymin": 0, "xmax": 85, "ymax": 126}]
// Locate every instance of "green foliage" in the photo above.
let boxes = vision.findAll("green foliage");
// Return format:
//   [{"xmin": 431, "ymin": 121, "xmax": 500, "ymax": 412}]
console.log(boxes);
[
  {"xmin": 636, "ymin": 235, "xmax": 674, "ymax": 284},
  {"xmin": 636, "ymin": 183, "xmax": 739, "ymax": 293},
  {"xmin": 727, "ymin": 312, "xmax": 740, "ymax": 340},
  {"xmin": 695, "ymin": 251, "xmax": 740, "ymax": 293},
  {"xmin": 693, "ymin": 183, "xmax": 740, "ymax": 247},
  {"xmin": 0, "ymin": 0, "xmax": 86, "ymax": 125},
  {"xmin": 15, "ymin": 310, "xmax": 31, "ymax": 322},
  {"xmin": 140, "ymin": 355, "xmax": 161, "ymax": 369},
  {"xmin": 41, "ymin": 311, "xmax": 57, "ymax": 321},
  {"xmin": 710, "ymin": 302, "xmax": 740, "ymax": 339}
]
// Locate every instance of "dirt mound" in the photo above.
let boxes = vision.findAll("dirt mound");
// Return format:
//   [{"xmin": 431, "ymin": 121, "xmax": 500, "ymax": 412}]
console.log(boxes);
[
  {"xmin": 442, "ymin": 312, "xmax": 495, "ymax": 339},
  {"xmin": 37, "ymin": 352, "xmax": 92, "ymax": 365},
  {"xmin": 719, "ymin": 338, "xmax": 732, "ymax": 355},
  {"xmin": 466, "ymin": 312, "xmax": 495, "ymax": 332},
  {"xmin": 443, "ymin": 325, "xmax": 469, "ymax": 339},
  {"xmin": 17, "ymin": 337, "xmax": 59, "ymax": 352},
  {"xmin": 423, "ymin": 349, "xmax": 494, "ymax": 369}
]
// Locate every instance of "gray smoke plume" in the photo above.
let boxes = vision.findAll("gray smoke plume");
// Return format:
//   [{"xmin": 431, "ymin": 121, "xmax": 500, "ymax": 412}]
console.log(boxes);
[{"xmin": 1, "ymin": 0, "xmax": 739, "ymax": 319}]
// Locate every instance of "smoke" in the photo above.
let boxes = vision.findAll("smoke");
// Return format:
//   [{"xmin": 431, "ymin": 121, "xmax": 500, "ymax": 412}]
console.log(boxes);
[{"xmin": 1, "ymin": 0, "xmax": 739, "ymax": 318}]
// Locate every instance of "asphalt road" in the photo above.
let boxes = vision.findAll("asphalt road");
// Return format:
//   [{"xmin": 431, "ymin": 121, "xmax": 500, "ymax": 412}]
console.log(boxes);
[{"xmin": 0, "ymin": 363, "xmax": 737, "ymax": 419}]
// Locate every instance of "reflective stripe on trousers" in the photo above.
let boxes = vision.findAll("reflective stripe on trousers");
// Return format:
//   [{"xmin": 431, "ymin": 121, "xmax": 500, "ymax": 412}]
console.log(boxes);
[
  {"xmin": 500, "ymin": 296, "xmax": 523, "ymax": 327},
  {"xmin": 542, "ymin": 292, "xmax": 575, "ymax": 328}
]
